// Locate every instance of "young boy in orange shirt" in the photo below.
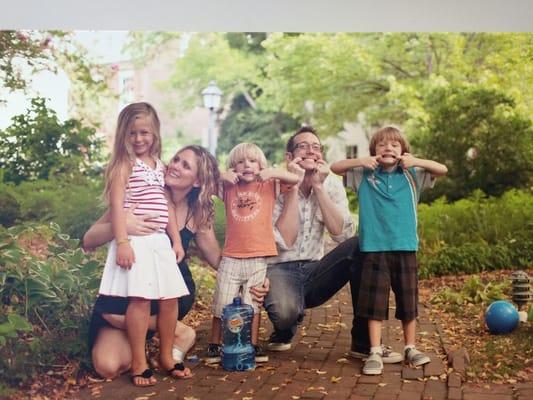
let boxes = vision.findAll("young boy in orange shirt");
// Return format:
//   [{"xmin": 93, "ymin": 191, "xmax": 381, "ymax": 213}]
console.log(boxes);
[{"xmin": 205, "ymin": 143, "xmax": 299, "ymax": 364}]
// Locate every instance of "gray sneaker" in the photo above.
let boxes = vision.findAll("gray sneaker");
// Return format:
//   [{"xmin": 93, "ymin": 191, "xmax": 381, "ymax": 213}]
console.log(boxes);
[
  {"xmin": 349, "ymin": 345, "xmax": 402, "ymax": 364},
  {"xmin": 266, "ymin": 341, "xmax": 292, "ymax": 351},
  {"xmin": 362, "ymin": 352, "xmax": 383, "ymax": 375},
  {"xmin": 254, "ymin": 345, "xmax": 269, "ymax": 363},
  {"xmin": 405, "ymin": 347, "xmax": 430, "ymax": 367},
  {"xmin": 204, "ymin": 343, "xmax": 221, "ymax": 364}
]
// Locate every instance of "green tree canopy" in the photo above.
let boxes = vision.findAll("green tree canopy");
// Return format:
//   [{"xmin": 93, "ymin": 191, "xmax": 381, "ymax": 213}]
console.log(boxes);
[
  {"xmin": 259, "ymin": 33, "xmax": 533, "ymax": 135},
  {"xmin": 218, "ymin": 94, "xmax": 298, "ymax": 164},
  {"xmin": 412, "ymin": 85, "xmax": 533, "ymax": 201},
  {"xmin": 0, "ymin": 98, "xmax": 103, "ymax": 184}
]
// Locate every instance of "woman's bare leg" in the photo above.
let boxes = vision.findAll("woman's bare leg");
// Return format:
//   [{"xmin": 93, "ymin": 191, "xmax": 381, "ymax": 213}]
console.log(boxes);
[
  {"xmin": 91, "ymin": 327, "xmax": 132, "ymax": 379},
  {"xmin": 104, "ymin": 313, "xmax": 196, "ymax": 355},
  {"xmin": 171, "ymin": 322, "xmax": 196, "ymax": 361},
  {"xmin": 156, "ymin": 299, "xmax": 192, "ymax": 377}
]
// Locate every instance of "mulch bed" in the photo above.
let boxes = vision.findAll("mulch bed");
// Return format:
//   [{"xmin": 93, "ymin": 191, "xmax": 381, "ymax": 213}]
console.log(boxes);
[{"xmin": 419, "ymin": 269, "xmax": 533, "ymax": 384}]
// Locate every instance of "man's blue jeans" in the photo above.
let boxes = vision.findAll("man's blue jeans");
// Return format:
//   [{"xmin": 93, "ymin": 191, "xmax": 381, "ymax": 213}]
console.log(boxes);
[{"xmin": 264, "ymin": 236, "xmax": 370, "ymax": 353}]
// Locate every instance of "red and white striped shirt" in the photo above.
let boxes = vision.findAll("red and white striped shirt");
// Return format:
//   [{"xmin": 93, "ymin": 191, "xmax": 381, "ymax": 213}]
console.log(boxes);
[{"xmin": 124, "ymin": 158, "xmax": 168, "ymax": 232}]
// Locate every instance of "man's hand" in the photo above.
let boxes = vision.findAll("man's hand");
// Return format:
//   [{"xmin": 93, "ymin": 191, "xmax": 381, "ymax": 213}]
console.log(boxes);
[
  {"xmin": 116, "ymin": 242, "xmax": 135, "ymax": 269},
  {"xmin": 310, "ymin": 159, "xmax": 330, "ymax": 188},
  {"xmin": 399, "ymin": 153, "xmax": 417, "ymax": 169},
  {"xmin": 125, "ymin": 204, "xmax": 160, "ymax": 236},
  {"xmin": 221, "ymin": 170, "xmax": 241, "ymax": 185},
  {"xmin": 249, "ymin": 277, "xmax": 270, "ymax": 305}
]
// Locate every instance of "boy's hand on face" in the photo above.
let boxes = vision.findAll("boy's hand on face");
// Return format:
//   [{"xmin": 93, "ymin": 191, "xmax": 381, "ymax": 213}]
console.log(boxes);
[
  {"xmin": 222, "ymin": 170, "xmax": 241, "ymax": 185},
  {"xmin": 287, "ymin": 157, "xmax": 306, "ymax": 183},
  {"xmin": 257, "ymin": 168, "xmax": 273, "ymax": 182},
  {"xmin": 360, "ymin": 156, "xmax": 380, "ymax": 170},
  {"xmin": 399, "ymin": 153, "xmax": 417, "ymax": 169}
]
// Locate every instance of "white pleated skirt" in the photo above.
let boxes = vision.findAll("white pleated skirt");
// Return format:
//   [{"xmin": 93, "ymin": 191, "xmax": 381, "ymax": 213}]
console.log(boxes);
[{"xmin": 98, "ymin": 233, "xmax": 189, "ymax": 299}]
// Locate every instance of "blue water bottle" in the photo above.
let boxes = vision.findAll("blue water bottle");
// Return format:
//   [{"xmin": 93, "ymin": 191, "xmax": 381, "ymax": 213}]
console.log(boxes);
[{"xmin": 221, "ymin": 297, "xmax": 255, "ymax": 371}]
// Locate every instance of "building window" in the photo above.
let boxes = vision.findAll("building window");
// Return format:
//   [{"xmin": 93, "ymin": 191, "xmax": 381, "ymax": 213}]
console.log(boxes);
[{"xmin": 346, "ymin": 145, "xmax": 358, "ymax": 159}]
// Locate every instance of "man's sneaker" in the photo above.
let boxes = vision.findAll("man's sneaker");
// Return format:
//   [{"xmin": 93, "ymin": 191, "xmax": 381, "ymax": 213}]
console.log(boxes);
[
  {"xmin": 266, "ymin": 336, "xmax": 292, "ymax": 352},
  {"xmin": 362, "ymin": 352, "xmax": 383, "ymax": 375},
  {"xmin": 204, "ymin": 343, "xmax": 221, "ymax": 364},
  {"xmin": 404, "ymin": 347, "xmax": 430, "ymax": 367},
  {"xmin": 254, "ymin": 345, "xmax": 269, "ymax": 363},
  {"xmin": 349, "ymin": 345, "xmax": 402, "ymax": 364}
]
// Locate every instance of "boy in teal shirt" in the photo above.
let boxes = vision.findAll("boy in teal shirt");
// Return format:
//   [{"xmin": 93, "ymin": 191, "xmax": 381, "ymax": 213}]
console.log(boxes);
[{"xmin": 331, "ymin": 126, "xmax": 447, "ymax": 375}]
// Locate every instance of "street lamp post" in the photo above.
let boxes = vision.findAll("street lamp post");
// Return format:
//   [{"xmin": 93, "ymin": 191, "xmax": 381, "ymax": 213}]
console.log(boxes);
[{"xmin": 201, "ymin": 81, "xmax": 222, "ymax": 156}]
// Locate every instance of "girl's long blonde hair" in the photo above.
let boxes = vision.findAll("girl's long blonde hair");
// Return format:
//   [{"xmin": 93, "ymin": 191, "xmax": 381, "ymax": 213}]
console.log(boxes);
[
  {"xmin": 103, "ymin": 102, "xmax": 162, "ymax": 203},
  {"xmin": 176, "ymin": 145, "xmax": 220, "ymax": 229}
]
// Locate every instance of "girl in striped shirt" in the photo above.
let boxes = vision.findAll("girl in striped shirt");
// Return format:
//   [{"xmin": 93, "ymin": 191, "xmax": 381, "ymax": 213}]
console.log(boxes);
[{"xmin": 98, "ymin": 102, "xmax": 189, "ymax": 387}]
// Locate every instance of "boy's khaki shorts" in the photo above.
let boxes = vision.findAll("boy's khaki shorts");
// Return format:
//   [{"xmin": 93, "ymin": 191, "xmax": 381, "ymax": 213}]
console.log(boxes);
[{"xmin": 212, "ymin": 256, "xmax": 267, "ymax": 317}]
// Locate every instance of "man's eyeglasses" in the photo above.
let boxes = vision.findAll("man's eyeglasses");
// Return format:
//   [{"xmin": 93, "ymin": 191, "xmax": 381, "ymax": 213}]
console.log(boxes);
[{"xmin": 293, "ymin": 142, "xmax": 323, "ymax": 152}]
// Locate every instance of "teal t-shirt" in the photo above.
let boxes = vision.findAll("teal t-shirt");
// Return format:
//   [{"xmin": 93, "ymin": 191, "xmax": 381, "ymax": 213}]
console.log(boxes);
[{"xmin": 346, "ymin": 166, "xmax": 434, "ymax": 252}]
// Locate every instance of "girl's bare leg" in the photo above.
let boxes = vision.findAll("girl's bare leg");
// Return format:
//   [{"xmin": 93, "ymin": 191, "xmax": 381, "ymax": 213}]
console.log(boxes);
[
  {"xmin": 157, "ymin": 299, "xmax": 178, "ymax": 369},
  {"xmin": 210, "ymin": 317, "xmax": 222, "ymax": 344},
  {"xmin": 251, "ymin": 313, "xmax": 260, "ymax": 345},
  {"xmin": 126, "ymin": 298, "xmax": 154, "ymax": 385},
  {"xmin": 158, "ymin": 299, "xmax": 191, "ymax": 377}
]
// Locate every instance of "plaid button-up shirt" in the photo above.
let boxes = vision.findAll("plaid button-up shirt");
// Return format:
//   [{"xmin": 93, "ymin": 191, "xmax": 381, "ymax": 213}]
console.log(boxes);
[{"xmin": 268, "ymin": 175, "xmax": 355, "ymax": 264}]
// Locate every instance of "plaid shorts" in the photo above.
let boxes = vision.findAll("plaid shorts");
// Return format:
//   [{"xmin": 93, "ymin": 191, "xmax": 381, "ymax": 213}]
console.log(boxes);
[
  {"xmin": 212, "ymin": 256, "xmax": 268, "ymax": 317},
  {"xmin": 356, "ymin": 251, "xmax": 418, "ymax": 321}
]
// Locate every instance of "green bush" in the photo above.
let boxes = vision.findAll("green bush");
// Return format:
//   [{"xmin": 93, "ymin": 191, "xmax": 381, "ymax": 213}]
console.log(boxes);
[
  {"xmin": 0, "ymin": 186, "xmax": 20, "ymax": 227},
  {"xmin": 0, "ymin": 223, "xmax": 102, "ymax": 386},
  {"xmin": 431, "ymin": 275, "xmax": 508, "ymax": 306},
  {"xmin": 418, "ymin": 189, "xmax": 533, "ymax": 277},
  {"xmin": 412, "ymin": 85, "xmax": 533, "ymax": 201},
  {"xmin": 6, "ymin": 176, "xmax": 104, "ymax": 239}
]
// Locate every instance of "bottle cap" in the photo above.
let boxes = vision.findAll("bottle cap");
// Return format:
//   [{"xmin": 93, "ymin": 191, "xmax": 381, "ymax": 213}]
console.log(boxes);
[{"xmin": 233, "ymin": 297, "xmax": 242, "ymax": 305}]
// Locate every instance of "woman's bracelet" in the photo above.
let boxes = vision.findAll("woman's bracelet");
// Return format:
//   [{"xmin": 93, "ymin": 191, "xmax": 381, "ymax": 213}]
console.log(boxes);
[{"xmin": 116, "ymin": 238, "xmax": 130, "ymax": 246}]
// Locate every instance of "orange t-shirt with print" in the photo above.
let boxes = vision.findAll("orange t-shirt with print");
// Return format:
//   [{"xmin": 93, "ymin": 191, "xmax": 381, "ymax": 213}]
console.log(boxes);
[{"xmin": 222, "ymin": 180, "xmax": 278, "ymax": 258}]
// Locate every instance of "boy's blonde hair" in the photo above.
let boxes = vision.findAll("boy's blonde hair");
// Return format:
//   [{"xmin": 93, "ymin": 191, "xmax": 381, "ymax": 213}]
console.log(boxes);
[
  {"xmin": 227, "ymin": 143, "xmax": 268, "ymax": 170},
  {"xmin": 369, "ymin": 125, "xmax": 410, "ymax": 156},
  {"xmin": 103, "ymin": 102, "xmax": 162, "ymax": 203}
]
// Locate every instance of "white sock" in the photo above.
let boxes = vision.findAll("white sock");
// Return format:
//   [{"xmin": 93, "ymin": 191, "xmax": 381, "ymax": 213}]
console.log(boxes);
[
  {"xmin": 404, "ymin": 344, "xmax": 415, "ymax": 352},
  {"xmin": 370, "ymin": 346, "xmax": 382, "ymax": 355},
  {"xmin": 172, "ymin": 345, "xmax": 185, "ymax": 362}
]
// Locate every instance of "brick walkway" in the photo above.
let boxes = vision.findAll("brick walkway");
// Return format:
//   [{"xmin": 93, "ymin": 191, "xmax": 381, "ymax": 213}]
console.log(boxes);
[{"xmin": 80, "ymin": 286, "xmax": 531, "ymax": 399}]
